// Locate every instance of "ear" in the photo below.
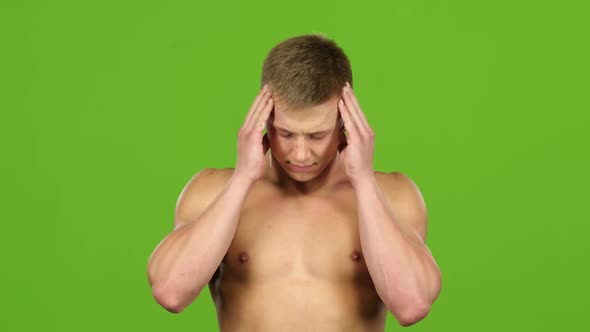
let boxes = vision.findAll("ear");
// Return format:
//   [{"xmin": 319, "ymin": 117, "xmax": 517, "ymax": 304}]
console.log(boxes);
[
  {"xmin": 338, "ymin": 135, "xmax": 348, "ymax": 152},
  {"xmin": 338, "ymin": 120, "xmax": 348, "ymax": 152}
]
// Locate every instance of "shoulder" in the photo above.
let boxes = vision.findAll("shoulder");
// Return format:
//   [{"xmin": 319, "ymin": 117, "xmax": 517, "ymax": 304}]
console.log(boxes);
[
  {"xmin": 173, "ymin": 167, "xmax": 235, "ymax": 230},
  {"xmin": 373, "ymin": 171, "xmax": 428, "ymax": 243},
  {"xmin": 180, "ymin": 167, "xmax": 235, "ymax": 195},
  {"xmin": 373, "ymin": 170, "xmax": 422, "ymax": 194}
]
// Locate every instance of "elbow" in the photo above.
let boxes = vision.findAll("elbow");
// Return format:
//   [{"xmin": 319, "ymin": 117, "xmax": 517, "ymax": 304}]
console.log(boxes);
[
  {"xmin": 399, "ymin": 265, "xmax": 442, "ymax": 326},
  {"xmin": 395, "ymin": 300, "xmax": 432, "ymax": 327},
  {"xmin": 395, "ymin": 266, "xmax": 442, "ymax": 327},
  {"xmin": 152, "ymin": 285, "xmax": 192, "ymax": 314},
  {"xmin": 147, "ymin": 273, "xmax": 185, "ymax": 313},
  {"xmin": 161, "ymin": 299, "xmax": 185, "ymax": 315}
]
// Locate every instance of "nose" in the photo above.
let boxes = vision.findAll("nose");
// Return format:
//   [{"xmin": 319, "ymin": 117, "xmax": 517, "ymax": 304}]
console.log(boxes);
[{"xmin": 292, "ymin": 137, "xmax": 311, "ymax": 164}]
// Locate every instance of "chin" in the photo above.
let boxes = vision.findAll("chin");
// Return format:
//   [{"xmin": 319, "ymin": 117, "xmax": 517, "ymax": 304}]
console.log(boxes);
[
  {"xmin": 275, "ymin": 160, "xmax": 318, "ymax": 181},
  {"xmin": 286, "ymin": 170, "xmax": 318, "ymax": 182}
]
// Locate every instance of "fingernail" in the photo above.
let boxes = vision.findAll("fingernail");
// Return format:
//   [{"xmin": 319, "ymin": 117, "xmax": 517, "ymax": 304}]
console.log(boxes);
[
  {"xmin": 263, "ymin": 84, "xmax": 268, "ymax": 91},
  {"xmin": 346, "ymin": 82, "xmax": 350, "ymax": 87}
]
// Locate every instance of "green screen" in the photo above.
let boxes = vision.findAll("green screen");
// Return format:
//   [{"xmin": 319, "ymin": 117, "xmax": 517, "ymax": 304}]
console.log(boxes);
[{"xmin": 2, "ymin": 0, "xmax": 588, "ymax": 331}]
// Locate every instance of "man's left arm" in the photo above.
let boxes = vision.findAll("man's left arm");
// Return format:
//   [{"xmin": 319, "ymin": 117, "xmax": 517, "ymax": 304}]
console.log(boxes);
[
  {"xmin": 355, "ymin": 172, "xmax": 442, "ymax": 326},
  {"xmin": 336, "ymin": 82, "xmax": 441, "ymax": 327}
]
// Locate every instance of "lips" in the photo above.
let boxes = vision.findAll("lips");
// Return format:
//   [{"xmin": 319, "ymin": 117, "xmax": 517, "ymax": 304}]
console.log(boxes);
[{"xmin": 289, "ymin": 163, "xmax": 315, "ymax": 172}]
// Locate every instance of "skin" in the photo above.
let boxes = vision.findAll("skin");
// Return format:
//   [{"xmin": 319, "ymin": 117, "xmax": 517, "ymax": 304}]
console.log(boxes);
[
  {"xmin": 263, "ymin": 92, "xmax": 348, "ymax": 195},
  {"xmin": 158, "ymin": 83, "xmax": 441, "ymax": 331}
]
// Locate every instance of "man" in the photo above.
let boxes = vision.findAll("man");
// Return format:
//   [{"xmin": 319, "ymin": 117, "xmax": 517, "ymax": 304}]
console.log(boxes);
[{"xmin": 147, "ymin": 33, "xmax": 442, "ymax": 331}]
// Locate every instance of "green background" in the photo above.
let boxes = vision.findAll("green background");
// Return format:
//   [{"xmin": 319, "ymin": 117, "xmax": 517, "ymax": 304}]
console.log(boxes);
[{"xmin": 2, "ymin": 0, "xmax": 588, "ymax": 331}]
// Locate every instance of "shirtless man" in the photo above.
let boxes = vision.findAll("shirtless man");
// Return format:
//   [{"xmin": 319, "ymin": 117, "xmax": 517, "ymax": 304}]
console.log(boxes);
[{"xmin": 147, "ymin": 34, "xmax": 442, "ymax": 331}]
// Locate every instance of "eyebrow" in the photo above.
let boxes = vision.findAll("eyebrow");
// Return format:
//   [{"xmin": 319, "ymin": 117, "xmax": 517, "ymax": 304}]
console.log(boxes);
[{"xmin": 273, "ymin": 125, "xmax": 332, "ymax": 135}]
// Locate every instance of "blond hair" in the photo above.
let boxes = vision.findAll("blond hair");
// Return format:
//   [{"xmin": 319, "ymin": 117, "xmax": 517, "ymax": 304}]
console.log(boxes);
[{"xmin": 261, "ymin": 33, "xmax": 353, "ymax": 111}]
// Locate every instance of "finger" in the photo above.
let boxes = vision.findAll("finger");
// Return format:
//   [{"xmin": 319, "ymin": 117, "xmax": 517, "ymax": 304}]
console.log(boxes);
[
  {"xmin": 341, "ymin": 87, "xmax": 368, "ymax": 134},
  {"xmin": 243, "ymin": 86, "xmax": 269, "ymax": 131},
  {"xmin": 256, "ymin": 96, "xmax": 274, "ymax": 133},
  {"xmin": 246, "ymin": 86, "xmax": 267, "ymax": 120},
  {"xmin": 338, "ymin": 98, "xmax": 359, "ymax": 141},
  {"xmin": 243, "ymin": 90, "xmax": 272, "ymax": 134},
  {"xmin": 247, "ymin": 95, "xmax": 274, "ymax": 135},
  {"xmin": 243, "ymin": 89, "xmax": 270, "ymax": 131},
  {"xmin": 345, "ymin": 84, "xmax": 372, "ymax": 133}
]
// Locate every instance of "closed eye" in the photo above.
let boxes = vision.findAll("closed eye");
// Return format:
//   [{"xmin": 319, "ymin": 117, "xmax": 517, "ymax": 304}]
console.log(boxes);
[
  {"xmin": 280, "ymin": 133, "xmax": 326, "ymax": 140},
  {"xmin": 278, "ymin": 131, "xmax": 328, "ymax": 139}
]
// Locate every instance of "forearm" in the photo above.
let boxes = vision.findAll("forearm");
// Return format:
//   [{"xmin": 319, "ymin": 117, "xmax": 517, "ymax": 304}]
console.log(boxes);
[
  {"xmin": 354, "ymin": 176, "xmax": 439, "ymax": 320},
  {"xmin": 147, "ymin": 175, "xmax": 253, "ymax": 310}
]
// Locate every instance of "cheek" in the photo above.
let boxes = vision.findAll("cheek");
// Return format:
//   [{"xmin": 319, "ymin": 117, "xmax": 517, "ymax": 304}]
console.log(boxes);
[{"xmin": 314, "ymin": 140, "xmax": 339, "ymax": 157}]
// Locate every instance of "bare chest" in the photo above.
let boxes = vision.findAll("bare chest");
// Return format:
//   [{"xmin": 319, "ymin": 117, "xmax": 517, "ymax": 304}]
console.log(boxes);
[
  {"xmin": 209, "ymin": 179, "xmax": 388, "ymax": 331},
  {"xmin": 220, "ymin": 184, "xmax": 372, "ymax": 285}
]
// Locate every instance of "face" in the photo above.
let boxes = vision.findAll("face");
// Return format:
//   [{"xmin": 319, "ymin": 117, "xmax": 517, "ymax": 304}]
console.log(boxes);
[{"xmin": 266, "ymin": 95, "xmax": 346, "ymax": 182}]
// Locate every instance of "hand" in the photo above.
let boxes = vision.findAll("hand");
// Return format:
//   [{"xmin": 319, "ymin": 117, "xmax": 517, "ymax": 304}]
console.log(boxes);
[
  {"xmin": 234, "ymin": 85, "xmax": 274, "ymax": 184},
  {"xmin": 337, "ymin": 82, "xmax": 375, "ymax": 186}
]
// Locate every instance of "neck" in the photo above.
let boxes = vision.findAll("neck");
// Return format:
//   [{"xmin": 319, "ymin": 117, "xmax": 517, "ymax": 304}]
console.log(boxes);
[{"xmin": 264, "ymin": 151, "xmax": 349, "ymax": 196}]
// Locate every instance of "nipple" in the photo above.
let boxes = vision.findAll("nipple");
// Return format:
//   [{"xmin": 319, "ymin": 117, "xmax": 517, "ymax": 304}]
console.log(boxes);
[
  {"xmin": 351, "ymin": 250, "xmax": 362, "ymax": 262},
  {"xmin": 238, "ymin": 251, "xmax": 249, "ymax": 264}
]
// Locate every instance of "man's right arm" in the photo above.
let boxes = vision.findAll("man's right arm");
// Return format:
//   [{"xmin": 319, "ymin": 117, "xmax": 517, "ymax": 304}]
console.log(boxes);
[{"xmin": 146, "ymin": 168, "xmax": 254, "ymax": 313}]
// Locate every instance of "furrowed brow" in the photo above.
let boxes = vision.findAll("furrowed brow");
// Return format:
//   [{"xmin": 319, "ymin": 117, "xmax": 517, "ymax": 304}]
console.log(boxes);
[{"xmin": 274, "ymin": 125, "xmax": 332, "ymax": 135}]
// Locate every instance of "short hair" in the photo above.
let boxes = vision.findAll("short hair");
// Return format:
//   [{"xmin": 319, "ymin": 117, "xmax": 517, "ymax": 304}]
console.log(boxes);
[{"xmin": 261, "ymin": 33, "xmax": 353, "ymax": 111}]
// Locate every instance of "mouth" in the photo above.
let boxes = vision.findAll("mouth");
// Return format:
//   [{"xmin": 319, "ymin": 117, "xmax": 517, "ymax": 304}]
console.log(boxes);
[{"xmin": 289, "ymin": 163, "xmax": 315, "ymax": 172}]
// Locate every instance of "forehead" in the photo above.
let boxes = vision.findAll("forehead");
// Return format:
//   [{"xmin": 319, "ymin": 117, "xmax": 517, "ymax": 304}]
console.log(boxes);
[{"xmin": 270, "ymin": 96, "xmax": 340, "ymax": 133}]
